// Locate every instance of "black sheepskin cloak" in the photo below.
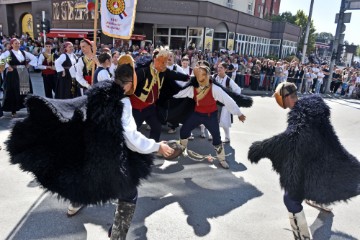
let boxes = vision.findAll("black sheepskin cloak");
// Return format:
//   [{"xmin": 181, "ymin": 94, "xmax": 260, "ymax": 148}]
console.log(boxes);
[
  {"xmin": 248, "ymin": 95, "xmax": 360, "ymax": 204},
  {"xmin": 6, "ymin": 81, "xmax": 154, "ymax": 205}
]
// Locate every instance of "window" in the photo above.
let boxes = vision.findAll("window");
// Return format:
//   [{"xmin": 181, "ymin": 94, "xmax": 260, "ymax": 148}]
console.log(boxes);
[
  {"xmin": 171, "ymin": 28, "xmax": 186, "ymax": 36},
  {"xmin": 214, "ymin": 32, "xmax": 227, "ymax": 39},
  {"xmin": 156, "ymin": 28, "xmax": 169, "ymax": 35},
  {"xmin": 206, "ymin": 28, "xmax": 214, "ymax": 37},
  {"xmin": 189, "ymin": 28, "xmax": 203, "ymax": 37}
]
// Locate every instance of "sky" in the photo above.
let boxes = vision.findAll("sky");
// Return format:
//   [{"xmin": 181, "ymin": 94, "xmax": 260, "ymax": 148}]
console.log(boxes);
[{"xmin": 279, "ymin": 0, "xmax": 360, "ymax": 45}]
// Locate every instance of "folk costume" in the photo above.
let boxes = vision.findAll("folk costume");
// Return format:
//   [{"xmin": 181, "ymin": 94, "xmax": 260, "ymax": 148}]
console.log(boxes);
[
  {"xmin": 212, "ymin": 72, "xmax": 241, "ymax": 142},
  {"xmin": 130, "ymin": 49, "xmax": 189, "ymax": 141},
  {"xmin": 175, "ymin": 62, "xmax": 250, "ymax": 169},
  {"xmin": 55, "ymin": 51, "xmax": 77, "ymax": 99},
  {"xmin": 75, "ymin": 55, "xmax": 93, "ymax": 90},
  {"xmin": 6, "ymin": 80, "xmax": 154, "ymax": 205},
  {"xmin": 0, "ymin": 45, "xmax": 37, "ymax": 115},
  {"xmin": 93, "ymin": 66, "xmax": 111, "ymax": 84},
  {"xmin": 248, "ymin": 82, "xmax": 360, "ymax": 239},
  {"xmin": 37, "ymin": 51, "xmax": 58, "ymax": 98}
]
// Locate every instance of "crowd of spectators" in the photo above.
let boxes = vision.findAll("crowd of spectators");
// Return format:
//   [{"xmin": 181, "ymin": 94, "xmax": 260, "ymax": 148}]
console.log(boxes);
[{"xmin": 1, "ymin": 34, "xmax": 359, "ymax": 99}]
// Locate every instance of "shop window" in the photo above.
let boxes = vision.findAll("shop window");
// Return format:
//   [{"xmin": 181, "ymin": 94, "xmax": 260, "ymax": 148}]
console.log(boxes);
[
  {"xmin": 155, "ymin": 36, "xmax": 169, "ymax": 47},
  {"xmin": 156, "ymin": 28, "xmax": 169, "ymax": 35},
  {"xmin": 171, "ymin": 28, "xmax": 186, "ymax": 36},
  {"xmin": 189, "ymin": 28, "xmax": 203, "ymax": 37},
  {"xmin": 188, "ymin": 37, "xmax": 203, "ymax": 49},
  {"xmin": 214, "ymin": 32, "xmax": 227, "ymax": 39},
  {"xmin": 170, "ymin": 37, "xmax": 186, "ymax": 50},
  {"xmin": 206, "ymin": 28, "xmax": 214, "ymax": 37}
]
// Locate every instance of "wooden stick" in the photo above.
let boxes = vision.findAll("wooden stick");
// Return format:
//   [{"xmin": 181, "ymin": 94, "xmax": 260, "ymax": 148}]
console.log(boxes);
[{"xmin": 91, "ymin": 0, "xmax": 99, "ymax": 85}]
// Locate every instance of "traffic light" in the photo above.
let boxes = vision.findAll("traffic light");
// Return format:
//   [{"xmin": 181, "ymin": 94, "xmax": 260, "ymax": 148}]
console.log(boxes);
[{"xmin": 41, "ymin": 19, "xmax": 50, "ymax": 34}]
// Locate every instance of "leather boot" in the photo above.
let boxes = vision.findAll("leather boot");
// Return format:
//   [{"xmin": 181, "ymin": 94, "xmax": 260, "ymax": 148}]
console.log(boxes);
[
  {"xmin": 214, "ymin": 144, "xmax": 229, "ymax": 169},
  {"xmin": 110, "ymin": 201, "xmax": 136, "ymax": 240},
  {"xmin": 288, "ymin": 210, "xmax": 312, "ymax": 240},
  {"xmin": 180, "ymin": 139, "xmax": 188, "ymax": 156}
]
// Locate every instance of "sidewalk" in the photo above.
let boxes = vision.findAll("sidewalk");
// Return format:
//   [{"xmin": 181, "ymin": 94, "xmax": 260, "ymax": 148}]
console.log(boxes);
[{"xmin": 241, "ymin": 87, "xmax": 359, "ymax": 100}]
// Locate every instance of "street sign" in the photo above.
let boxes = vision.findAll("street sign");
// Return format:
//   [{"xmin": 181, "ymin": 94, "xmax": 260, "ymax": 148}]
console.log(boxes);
[
  {"xmin": 335, "ymin": 12, "xmax": 352, "ymax": 23},
  {"xmin": 345, "ymin": 0, "xmax": 360, "ymax": 10}
]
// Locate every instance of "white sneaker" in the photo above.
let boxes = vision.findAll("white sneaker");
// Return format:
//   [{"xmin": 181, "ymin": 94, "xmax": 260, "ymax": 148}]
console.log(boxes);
[
  {"xmin": 67, "ymin": 203, "xmax": 84, "ymax": 217},
  {"xmin": 208, "ymin": 135, "xmax": 213, "ymax": 141},
  {"xmin": 200, "ymin": 132, "xmax": 206, "ymax": 138},
  {"xmin": 188, "ymin": 133, "xmax": 194, "ymax": 140}
]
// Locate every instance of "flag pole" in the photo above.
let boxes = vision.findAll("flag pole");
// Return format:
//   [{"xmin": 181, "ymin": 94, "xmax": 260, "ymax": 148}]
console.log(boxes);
[{"xmin": 91, "ymin": 0, "xmax": 99, "ymax": 85}]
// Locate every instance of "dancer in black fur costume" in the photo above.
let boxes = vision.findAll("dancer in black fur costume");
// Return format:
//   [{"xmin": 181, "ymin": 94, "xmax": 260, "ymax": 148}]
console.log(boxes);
[
  {"xmin": 248, "ymin": 82, "xmax": 360, "ymax": 239},
  {"xmin": 6, "ymin": 57, "xmax": 175, "ymax": 240}
]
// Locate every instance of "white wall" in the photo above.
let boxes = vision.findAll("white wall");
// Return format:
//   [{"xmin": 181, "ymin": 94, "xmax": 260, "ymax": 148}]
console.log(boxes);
[{"xmin": 199, "ymin": 0, "xmax": 255, "ymax": 15}]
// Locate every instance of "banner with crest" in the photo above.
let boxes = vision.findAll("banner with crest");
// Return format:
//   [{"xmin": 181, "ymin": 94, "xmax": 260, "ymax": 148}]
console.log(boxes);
[{"xmin": 100, "ymin": 0, "xmax": 138, "ymax": 39}]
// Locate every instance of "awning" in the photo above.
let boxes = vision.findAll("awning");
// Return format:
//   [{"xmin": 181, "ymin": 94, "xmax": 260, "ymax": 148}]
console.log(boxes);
[
  {"xmin": 130, "ymin": 34, "xmax": 146, "ymax": 41},
  {"xmin": 41, "ymin": 30, "xmax": 89, "ymax": 38}
]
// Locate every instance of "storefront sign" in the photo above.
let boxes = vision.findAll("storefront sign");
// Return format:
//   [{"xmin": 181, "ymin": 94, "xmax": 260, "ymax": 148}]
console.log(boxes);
[{"xmin": 52, "ymin": 0, "xmax": 94, "ymax": 21}]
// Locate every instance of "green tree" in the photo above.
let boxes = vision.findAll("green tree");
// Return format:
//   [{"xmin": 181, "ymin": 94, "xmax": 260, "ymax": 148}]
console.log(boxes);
[
  {"xmin": 269, "ymin": 11, "xmax": 296, "ymax": 23},
  {"xmin": 294, "ymin": 10, "xmax": 316, "ymax": 54},
  {"xmin": 356, "ymin": 46, "xmax": 360, "ymax": 56},
  {"xmin": 271, "ymin": 10, "xmax": 316, "ymax": 54},
  {"xmin": 314, "ymin": 32, "xmax": 334, "ymax": 43}
]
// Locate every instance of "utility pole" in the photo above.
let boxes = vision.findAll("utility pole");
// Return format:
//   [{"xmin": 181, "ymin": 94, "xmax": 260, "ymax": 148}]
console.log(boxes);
[
  {"xmin": 301, "ymin": 0, "xmax": 315, "ymax": 64},
  {"xmin": 326, "ymin": 0, "xmax": 346, "ymax": 93}
]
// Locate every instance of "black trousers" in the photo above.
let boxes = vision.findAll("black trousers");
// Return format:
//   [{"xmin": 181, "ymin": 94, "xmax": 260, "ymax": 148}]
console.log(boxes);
[
  {"xmin": 132, "ymin": 104, "xmax": 162, "ymax": 141},
  {"xmin": 42, "ymin": 73, "xmax": 57, "ymax": 98}
]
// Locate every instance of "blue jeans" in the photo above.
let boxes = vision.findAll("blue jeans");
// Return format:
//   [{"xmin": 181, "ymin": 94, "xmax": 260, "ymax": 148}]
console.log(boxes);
[
  {"xmin": 180, "ymin": 111, "xmax": 221, "ymax": 146},
  {"xmin": 315, "ymin": 80, "xmax": 323, "ymax": 94},
  {"xmin": 259, "ymin": 73, "xmax": 265, "ymax": 88},
  {"xmin": 273, "ymin": 76, "xmax": 281, "ymax": 90}
]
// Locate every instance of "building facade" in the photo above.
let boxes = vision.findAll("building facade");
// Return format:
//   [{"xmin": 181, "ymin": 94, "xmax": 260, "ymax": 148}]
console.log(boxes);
[
  {"xmin": 253, "ymin": 0, "xmax": 281, "ymax": 19},
  {"xmin": 0, "ymin": 0, "xmax": 300, "ymax": 58}
]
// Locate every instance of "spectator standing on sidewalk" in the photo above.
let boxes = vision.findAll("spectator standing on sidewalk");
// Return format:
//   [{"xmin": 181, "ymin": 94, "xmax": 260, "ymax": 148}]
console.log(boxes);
[
  {"xmin": 330, "ymin": 69, "xmax": 342, "ymax": 94},
  {"xmin": 295, "ymin": 65, "xmax": 305, "ymax": 93},
  {"xmin": 272, "ymin": 61, "xmax": 283, "ymax": 91},
  {"xmin": 315, "ymin": 68, "xmax": 325, "ymax": 94},
  {"xmin": 287, "ymin": 65, "xmax": 296, "ymax": 83},
  {"xmin": 265, "ymin": 60, "xmax": 275, "ymax": 91},
  {"xmin": 259, "ymin": 60, "xmax": 267, "ymax": 90}
]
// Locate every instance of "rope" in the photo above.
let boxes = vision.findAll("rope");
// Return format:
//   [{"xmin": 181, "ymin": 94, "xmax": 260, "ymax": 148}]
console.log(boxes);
[{"xmin": 185, "ymin": 149, "xmax": 232, "ymax": 163}]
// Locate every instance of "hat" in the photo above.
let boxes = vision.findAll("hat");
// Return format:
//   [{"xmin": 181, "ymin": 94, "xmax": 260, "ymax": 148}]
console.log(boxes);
[
  {"xmin": 118, "ymin": 54, "xmax": 137, "ymax": 95},
  {"xmin": 273, "ymin": 82, "xmax": 297, "ymax": 109}
]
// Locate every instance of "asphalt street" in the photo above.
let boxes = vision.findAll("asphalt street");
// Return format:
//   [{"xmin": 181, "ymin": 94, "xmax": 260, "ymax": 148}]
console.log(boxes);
[{"xmin": 0, "ymin": 73, "xmax": 359, "ymax": 240}]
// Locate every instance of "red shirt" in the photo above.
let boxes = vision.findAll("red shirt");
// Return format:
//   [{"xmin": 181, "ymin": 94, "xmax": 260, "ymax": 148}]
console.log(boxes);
[{"xmin": 194, "ymin": 86, "xmax": 217, "ymax": 114}]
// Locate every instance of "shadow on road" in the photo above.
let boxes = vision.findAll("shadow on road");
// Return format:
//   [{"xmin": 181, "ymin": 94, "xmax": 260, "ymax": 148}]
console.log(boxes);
[
  {"xmin": 131, "ymin": 144, "xmax": 262, "ymax": 239},
  {"xmin": 310, "ymin": 211, "xmax": 358, "ymax": 240}
]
